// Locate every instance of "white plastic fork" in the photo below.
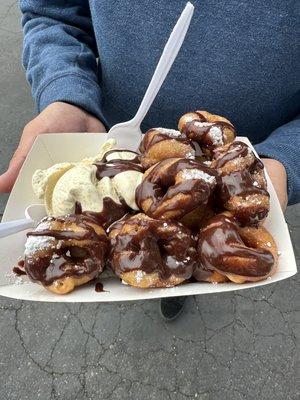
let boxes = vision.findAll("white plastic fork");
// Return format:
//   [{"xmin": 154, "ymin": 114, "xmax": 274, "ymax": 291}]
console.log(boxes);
[
  {"xmin": 0, "ymin": 204, "xmax": 46, "ymax": 238},
  {"xmin": 107, "ymin": 2, "xmax": 194, "ymax": 150}
]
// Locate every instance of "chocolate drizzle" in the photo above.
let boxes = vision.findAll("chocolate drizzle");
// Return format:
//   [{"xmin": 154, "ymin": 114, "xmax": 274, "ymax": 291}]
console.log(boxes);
[
  {"xmin": 13, "ymin": 260, "xmax": 26, "ymax": 276},
  {"xmin": 94, "ymin": 160, "xmax": 143, "ymax": 180},
  {"xmin": 95, "ymin": 281, "xmax": 108, "ymax": 292},
  {"xmin": 139, "ymin": 128, "xmax": 193, "ymax": 153},
  {"xmin": 74, "ymin": 199, "xmax": 129, "ymax": 230},
  {"xmin": 27, "ymin": 213, "xmax": 107, "ymax": 242},
  {"xmin": 213, "ymin": 141, "xmax": 250, "ymax": 168},
  {"xmin": 135, "ymin": 159, "xmax": 218, "ymax": 219},
  {"xmin": 99, "ymin": 149, "xmax": 140, "ymax": 164},
  {"xmin": 216, "ymin": 170, "xmax": 269, "ymax": 225},
  {"xmin": 196, "ymin": 214, "xmax": 274, "ymax": 278},
  {"xmin": 24, "ymin": 213, "xmax": 109, "ymax": 287},
  {"xmin": 217, "ymin": 170, "xmax": 269, "ymax": 204},
  {"xmin": 184, "ymin": 120, "xmax": 235, "ymax": 152},
  {"xmin": 110, "ymin": 216, "xmax": 197, "ymax": 281},
  {"xmin": 213, "ymin": 141, "xmax": 264, "ymax": 173}
]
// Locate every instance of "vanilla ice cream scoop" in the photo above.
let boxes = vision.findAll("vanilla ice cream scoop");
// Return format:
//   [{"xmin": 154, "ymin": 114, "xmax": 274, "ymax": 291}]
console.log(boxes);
[
  {"xmin": 81, "ymin": 138, "xmax": 117, "ymax": 164},
  {"xmin": 51, "ymin": 161, "xmax": 143, "ymax": 221},
  {"xmin": 32, "ymin": 140, "xmax": 144, "ymax": 226},
  {"xmin": 32, "ymin": 162, "xmax": 74, "ymax": 199},
  {"xmin": 112, "ymin": 171, "xmax": 143, "ymax": 210},
  {"xmin": 32, "ymin": 139, "xmax": 118, "ymax": 201},
  {"xmin": 51, "ymin": 164, "xmax": 105, "ymax": 216}
]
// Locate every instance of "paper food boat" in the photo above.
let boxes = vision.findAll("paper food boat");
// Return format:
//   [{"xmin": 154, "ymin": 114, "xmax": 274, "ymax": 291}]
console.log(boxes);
[{"xmin": 0, "ymin": 133, "xmax": 297, "ymax": 302}]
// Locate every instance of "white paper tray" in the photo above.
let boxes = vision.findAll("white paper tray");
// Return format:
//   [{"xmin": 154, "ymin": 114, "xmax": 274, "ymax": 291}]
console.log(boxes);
[{"xmin": 0, "ymin": 134, "xmax": 297, "ymax": 302}]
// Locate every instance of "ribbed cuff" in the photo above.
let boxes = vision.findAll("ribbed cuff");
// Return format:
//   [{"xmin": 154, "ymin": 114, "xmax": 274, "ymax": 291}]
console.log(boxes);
[
  {"xmin": 37, "ymin": 72, "xmax": 108, "ymax": 128},
  {"xmin": 255, "ymin": 141, "xmax": 295, "ymax": 203}
]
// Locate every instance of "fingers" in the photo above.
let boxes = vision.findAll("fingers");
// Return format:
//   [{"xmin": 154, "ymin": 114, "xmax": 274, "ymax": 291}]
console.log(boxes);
[
  {"xmin": 0, "ymin": 123, "xmax": 37, "ymax": 193},
  {"xmin": 0, "ymin": 153, "xmax": 26, "ymax": 192},
  {"xmin": 262, "ymin": 158, "xmax": 288, "ymax": 211}
]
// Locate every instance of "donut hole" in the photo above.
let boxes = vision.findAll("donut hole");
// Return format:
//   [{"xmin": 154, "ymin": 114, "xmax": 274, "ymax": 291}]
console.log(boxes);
[
  {"xmin": 156, "ymin": 238, "xmax": 169, "ymax": 258},
  {"xmin": 157, "ymin": 180, "xmax": 173, "ymax": 197},
  {"xmin": 62, "ymin": 246, "xmax": 90, "ymax": 260}
]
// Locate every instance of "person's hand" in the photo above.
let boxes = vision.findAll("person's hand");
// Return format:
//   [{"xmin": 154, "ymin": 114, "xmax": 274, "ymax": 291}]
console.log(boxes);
[
  {"xmin": 0, "ymin": 102, "xmax": 106, "ymax": 192},
  {"xmin": 261, "ymin": 158, "xmax": 288, "ymax": 211}
]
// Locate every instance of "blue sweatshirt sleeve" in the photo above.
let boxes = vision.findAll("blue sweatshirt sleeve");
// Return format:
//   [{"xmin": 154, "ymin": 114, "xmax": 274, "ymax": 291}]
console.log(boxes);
[
  {"xmin": 255, "ymin": 115, "xmax": 300, "ymax": 205},
  {"xmin": 20, "ymin": 0, "xmax": 107, "ymax": 124}
]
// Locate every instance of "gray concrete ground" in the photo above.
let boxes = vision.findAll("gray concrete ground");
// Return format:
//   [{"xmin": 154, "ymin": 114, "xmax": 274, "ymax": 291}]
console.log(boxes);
[{"xmin": 0, "ymin": 2, "xmax": 299, "ymax": 399}]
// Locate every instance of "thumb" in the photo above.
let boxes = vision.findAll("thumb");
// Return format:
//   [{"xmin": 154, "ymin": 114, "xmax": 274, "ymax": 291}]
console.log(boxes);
[
  {"xmin": 0, "ymin": 151, "xmax": 26, "ymax": 193},
  {"xmin": 86, "ymin": 116, "xmax": 107, "ymax": 133}
]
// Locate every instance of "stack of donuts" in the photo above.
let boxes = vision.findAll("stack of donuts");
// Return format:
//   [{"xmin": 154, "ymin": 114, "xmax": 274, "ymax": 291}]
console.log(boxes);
[{"xmin": 20, "ymin": 110, "xmax": 278, "ymax": 294}]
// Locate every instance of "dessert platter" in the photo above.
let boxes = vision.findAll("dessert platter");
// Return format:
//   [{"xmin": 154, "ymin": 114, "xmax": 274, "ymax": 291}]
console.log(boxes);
[{"xmin": 0, "ymin": 110, "xmax": 297, "ymax": 302}]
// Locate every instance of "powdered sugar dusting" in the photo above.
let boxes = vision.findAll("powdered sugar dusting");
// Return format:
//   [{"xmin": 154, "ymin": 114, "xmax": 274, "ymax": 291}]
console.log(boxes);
[
  {"xmin": 135, "ymin": 270, "xmax": 146, "ymax": 283},
  {"xmin": 209, "ymin": 126, "xmax": 223, "ymax": 145},
  {"xmin": 192, "ymin": 122, "xmax": 223, "ymax": 145},
  {"xmin": 194, "ymin": 122, "xmax": 212, "ymax": 127},
  {"xmin": 181, "ymin": 168, "xmax": 216, "ymax": 183},
  {"xmin": 25, "ymin": 236, "xmax": 56, "ymax": 256},
  {"xmin": 5, "ymin": 272, "xmax": 26, "ymax": 285},
  {"xmin": 35, "ymin": 220, "xmax": 52, "ymax": 232},
  {"xmin": 185, "ymin": 150, "xmax": 196, "ymax": 159},
  {"xmin": 156, "ymin": 128, "xmax": 182, "ymax": 138}
]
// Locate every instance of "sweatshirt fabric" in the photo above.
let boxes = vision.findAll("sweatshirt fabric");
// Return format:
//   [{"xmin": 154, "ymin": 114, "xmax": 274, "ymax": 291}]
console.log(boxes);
[{"xmin": 20, "ymin": 0, "xmax": 300, "ymax": 203}]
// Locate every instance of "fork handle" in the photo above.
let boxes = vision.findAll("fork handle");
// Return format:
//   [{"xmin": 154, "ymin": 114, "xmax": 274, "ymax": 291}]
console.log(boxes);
[
  {"xmin": 0, "ymin": 218, "xmax": 34, "ymax": 238},
  {"xmin": 131, "ymin": 2, "xmax": 194, "ymax": 126}
]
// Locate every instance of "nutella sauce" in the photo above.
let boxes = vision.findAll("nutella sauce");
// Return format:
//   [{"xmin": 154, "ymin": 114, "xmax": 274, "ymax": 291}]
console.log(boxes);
[
  {"xmin": 216, "ymin": 170, "xmax": 269, "ymax": 225},
  {"xmin": 13, "ymin": 260, "xmax": 27, "ymax": 276},
  {"xmin": 99, "ymin": 149, "xmax": 140, "ymax": 164},
  {"xmin": 139, "ymin": 129, "xmax": 193, "ymax": 153},
  {"xmin": 196, "ymin": 214, "xmax": 274, "ymax": 278},
  {"xmin": 94, "ymin": 160, "xmax": 143, "ymax": 179},
  {"xmin": 110, "ymin": 217, "xmax": 197, "ymax": 281},
  {"xmin": 95, "ymin": 281, "xmax": 108, "ymax": 292},
  {"xmin": 213, "ymin": 141, "xmax": 250, "ymax": 168},
  {"xmin": 184, "ymin": 120, "xmax": 235, "ymax": 151},
  {"xmin": 25, "ymin": 212, "xmax": 109, "ymax": 287},
  {"xmin": 213, "ymin": 141, "xmax": 264, "ymax": 172},
  {"xmin": 217, "ymin": 170, "xmax": 268, "ymax": 204},
  {"xmin": 75, "ymin": 199, "xmax": 129, "ymax": 230},
  {"xmin": 135, "ymin": 159, "xmax": 218, "ymax": 218}
]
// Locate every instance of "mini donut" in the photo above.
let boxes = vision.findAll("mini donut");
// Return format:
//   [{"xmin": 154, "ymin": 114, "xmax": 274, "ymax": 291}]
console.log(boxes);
[
  {"xmin": 211, "ymin": 141, "xmax": 270, "ymax": 226},
  {"xmin": 178, "ymin": 110, "xmax": 236, "ymax": 156},
  {"xmin": 139, "ymin": 127, "xmax": 195, "ymax": 169},
  {"xmin": 109, "ymin": 213, "xmax": 197, "ymax": 288},
  {"xmin": 216, "ymin": 170, "xmax": 270, "ymax": 226},
  {"xmin": 135, "ymin": 158, "xmax": 219, "ymax": 221},
  {"xmin": 212, "ymin": 141, "xmax": 267, "ymax": 189},
  {"xmin": 24, "ymin": 214, "xmax": 109, "ymax": 294},
  {"xmin": 193, "ymin": 214, "xmax": 277, "ymax": 284}
]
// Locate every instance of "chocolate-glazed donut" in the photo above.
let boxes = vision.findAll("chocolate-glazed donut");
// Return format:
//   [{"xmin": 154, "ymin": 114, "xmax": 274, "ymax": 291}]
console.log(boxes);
[
  {"xmin": 212, "ymin": 141, "xmax": 270, "ymax": 226},
  {"xmin": 24, "ymin": 213, "xmax": 109, "ymax": 294},
  {"xmin": 109, "ymin": 213, "xmax": 197, "ymax": 288},
  {"xmin": 139, "ymin": 127, "xmax": 195, "ymax": 169},
  {"xmin": 194, "ymin": 214, "xmax": 277, "ymax": 284},
  {"xmin": 178, "ymin": 110, "xmax": 236, "ymax": 156},
  {"xmin": 212, "ymin": 141, "xmax": 267, "ymax": 189},
  {"xmin": 216, "ymin": 170, "xmax": 270, "ymax": 226},
  {"xmin": 135, "ymin": 158, "xmax": 219, "ymax": 221}
]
